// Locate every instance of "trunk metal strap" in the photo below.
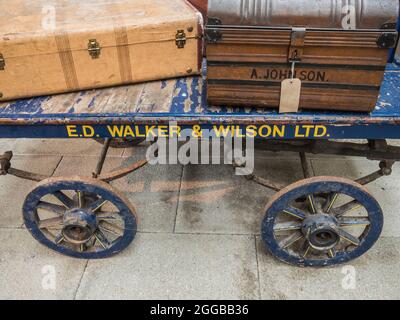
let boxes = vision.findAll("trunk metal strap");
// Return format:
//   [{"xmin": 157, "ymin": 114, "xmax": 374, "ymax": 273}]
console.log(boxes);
[{"xmin": 289, "ymin": 27, "xmax": 306, "ymax": 62}]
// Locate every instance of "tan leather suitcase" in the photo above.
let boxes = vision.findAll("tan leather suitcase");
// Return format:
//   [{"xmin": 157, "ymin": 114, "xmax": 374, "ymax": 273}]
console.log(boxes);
[
  {"xmin": 205, "ymin": 0, "xmax": 399, "ymax": 112},
  {"xmin": 0, "ymin": 0, "xmax": 203, "ymax": 102}
]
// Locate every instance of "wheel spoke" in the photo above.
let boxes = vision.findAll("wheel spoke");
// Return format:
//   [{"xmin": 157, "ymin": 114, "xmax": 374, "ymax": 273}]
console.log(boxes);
[
  {"xmin": 89, "ymin": 198, "xmax": 109, "ymax": 212},
  {"xmin": 96, "ymin": 212, "xmax": 120, "ymax": 221},
  {"xmin": 94, "ymin": 230, "xmax": 111, "ymax": 249},
  {"xmin": 308, "ymin": 195, "xmax": 317, "ymax": 214},
  {"xmin": 282, "ymin": 206, "xmax": 307, "ymax": 220},
  {"xmin": 303, "ymin": 243, "xmax": 312, "ymax": 258},
  {"xmin": 332, "ymin": 200, "xmax": 362, "ymax": 217},
  {"xmin": 53, "ymin": 191, "xmax": 74, "ymax": 209},
  {"xmin": 339, "ymin": 229, "xmax": 360, "ymax": 246},
  {"xmin": 99, "ymin": 221, "xmax": 124, "ymax": 237},
  {"xmin": 39, "ymin": 216, "xmax": 64, "ymax": 229},
  {"xmin": 273, "ymin": 221, "xmax": 302, "ymax": 232},
  {"xmin": 328, "ymin": 249, "xmax": 336, "ymax": 258},
  {"xmin": 324, "ymin": 193, "xmax": 339, "ymax": 213},
  {"xmin": 54, "ymin": 233, "xmax": 65, "ymax": 245},
  {"xmin": 37, "ymin": 201, "xmax": 66, "ymax": 215},
  {"xmin": 339, "ymin": 217, "xmax": 371, "ymax": 227},
  {"xmin": 76, "ymin": 191, "xmax": 85, "ymax": 208},
  {"xmin": 278, "ymin": 231, "xmax": 303, "ymax": 249}
]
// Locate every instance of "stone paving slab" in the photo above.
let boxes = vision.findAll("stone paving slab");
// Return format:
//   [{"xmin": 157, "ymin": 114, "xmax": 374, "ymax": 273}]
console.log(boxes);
[
  {"xmin": 53, "ymin": 151, "xmax": 183, "ymax": 233},
  {"xmin": 10, "ymin": 139, "xmax": 123, "ymax": 156},
  {"xmin": 256, "ymin": 236, "xmax": 400, "ymax": 300},
  {"xmin": 0, "ymin": 229, "xmax": 86, "ymax": 300},
  {"xmin": 0, "ymin": 155, "xmax": 62, "ymax": 228},
  {"xmin": 75, "ymin": 233, "xmax": 259, "ymax": 300},
  {"xmin": 175, "ymin": 157, "xmax": 306, "ymax": 235},
  {"xmin": 311, "ymin": 158, "xmax": 400, "ymax": 238},
  {"xmin": 1, "ymin": 139, "xmax": 400, "ymax": 300}
]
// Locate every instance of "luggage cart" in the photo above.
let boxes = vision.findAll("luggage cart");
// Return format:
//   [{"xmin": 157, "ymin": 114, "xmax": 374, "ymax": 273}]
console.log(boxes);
[{"xmin": 1, "ymin": 62, "xmax": 400, "ymax": 267}]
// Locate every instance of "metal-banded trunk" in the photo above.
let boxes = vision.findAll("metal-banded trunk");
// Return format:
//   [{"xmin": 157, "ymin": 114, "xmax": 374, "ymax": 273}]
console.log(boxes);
[
  {"xmin": 0, "ymin": 0, "xmax": 203, "ymax": 102},
  {"xmin": 205, "ymin": 0, "xmax": 399, "ymax": 112}
]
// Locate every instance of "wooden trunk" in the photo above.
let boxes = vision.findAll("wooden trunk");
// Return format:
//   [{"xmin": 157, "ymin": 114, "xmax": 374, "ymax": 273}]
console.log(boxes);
[
  {"xmin": 205, "ymin": 0, "xmax": 399, "ymax": 112},
  {"xmin": 0, "ymin": 0, "xmax": 203, "ymax": 102},
  {"xmin": 188, "ymin": 0, "xmax": 208, "ymax": 19}
]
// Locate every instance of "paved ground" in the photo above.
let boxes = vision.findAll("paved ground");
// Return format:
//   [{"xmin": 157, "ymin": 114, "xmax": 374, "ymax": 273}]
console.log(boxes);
[{"xmin": 0, "ymin": 139, "xmax": 400, "ymax": 300}]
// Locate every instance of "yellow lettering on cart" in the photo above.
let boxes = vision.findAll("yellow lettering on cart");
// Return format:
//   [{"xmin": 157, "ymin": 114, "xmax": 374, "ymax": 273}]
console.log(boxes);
[
  {"xmin": 273, "ymin": 126, "xmax": 285, "ymax": 138},
  {"xmin": 295, "ymin": 126, "xmax": 305, "ymax": 138},
  {"xmin": 146, "ymin": 126, "xmax": 157, "ymax": 137},
  {"xmin": 235, "ymin": 126, "xmax": 246, "ymax": 138},
  {"xmin": 124, "ymin": 126, "xmax": 135, "ymax": 137},
  {"xmin": 170, "ymin": 125, "xmax": 181, "ymax": 137},
  {"xmin": 82, "ymin": 126, "xmax": 95, "ymax": 137},
  {"xmin": 66, "ymin": 125, "xmax": 79, "ymax": 137},
  {"xmin": 259, "ymin": 125, "xmax": 272, "ymax": 137},
  {"xmin": 158, "ymin": 126, "xmax": 169, "ymax": 137},
  {"xmin": 107, "ymin": 125, "xmax": 124, "ymax": 138},
  {"xmin": 246, "ymin": 125, "xmax": 257, "ymax": 138},
  {"xmin": 213, "ymin": 125, "xmax": 230, "ymax": 137},
  {"xmin": 135, "ymin": 126, "xmax": 146, "ymax": 138},
  {"xmin": 314, "ymin": 125, "xmax": 327, "ymax": 137}
]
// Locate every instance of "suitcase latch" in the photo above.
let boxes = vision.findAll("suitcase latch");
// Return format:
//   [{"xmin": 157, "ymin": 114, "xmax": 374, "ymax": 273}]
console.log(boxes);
[
  {"xmin": 0, "ymin": 54, "xmax": 5, "ymax": 71},
  {"xmin": 175, "ymin": 30, "xmax": 187, "ymax": 49},
  {"xmin": 87, "ymin": 39, "xmax": 101, "ymax": 59},
  {"xmin": 288, "ymin": 28, "xmax": 306, "ymax": 62}
]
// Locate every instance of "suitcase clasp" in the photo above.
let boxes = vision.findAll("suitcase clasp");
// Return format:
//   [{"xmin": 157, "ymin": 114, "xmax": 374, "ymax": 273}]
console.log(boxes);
[
  {"xmin": 87, "ymin": 39, "xmax": 101, "ymax": 59},
  {"xmin": 175, "ymin": 30, "xmax": 187, "ymax": 49},
  {"xmin": 288, "ymin": 28, "xmax": 306, "ymax": 62},
  {"xmin": 0, "ymin": 54, "xmax": 5, "ymax": 70}
]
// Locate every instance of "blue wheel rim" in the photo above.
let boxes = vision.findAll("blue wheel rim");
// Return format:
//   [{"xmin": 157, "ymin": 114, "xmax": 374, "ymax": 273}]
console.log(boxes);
[
  {"xmin": 23, "ymin": 177, "xmax": 137, "ymax": 259},
  {"xmin": 262, "ymin": 177, "xmax": 383, "ymax": 267}
]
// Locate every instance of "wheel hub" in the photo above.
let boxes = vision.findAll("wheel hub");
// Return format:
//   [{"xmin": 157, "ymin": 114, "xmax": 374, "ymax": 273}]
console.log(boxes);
[
  {"xmin": 302, "ymin": 214, "xmax": 340, "ymax": 251},
  {"xmin": 62, "ymin": 209, "xmax": 98, "ymax": 244}
]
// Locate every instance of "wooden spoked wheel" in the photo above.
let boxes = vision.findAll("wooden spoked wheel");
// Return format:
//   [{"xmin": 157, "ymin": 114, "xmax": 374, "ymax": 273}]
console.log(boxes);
[
  {"xmin": 261, "ymin": 177, "xmax": 383, "ymax": 267},
  {"xmin": 23, "ymin": 176, "xmax": 137, "ymax": 259}
]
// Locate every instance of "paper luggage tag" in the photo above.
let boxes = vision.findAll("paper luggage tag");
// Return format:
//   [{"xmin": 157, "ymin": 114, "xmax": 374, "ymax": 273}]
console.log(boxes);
[{"xmin": 279, "ymin": 78, "xmax": 302, "ymax": 113}]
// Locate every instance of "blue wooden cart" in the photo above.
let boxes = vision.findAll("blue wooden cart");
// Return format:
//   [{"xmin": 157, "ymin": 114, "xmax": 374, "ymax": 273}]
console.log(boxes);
[{"xmin": 1, "ymin": 61, "xmax": 400, "ymax": 267}]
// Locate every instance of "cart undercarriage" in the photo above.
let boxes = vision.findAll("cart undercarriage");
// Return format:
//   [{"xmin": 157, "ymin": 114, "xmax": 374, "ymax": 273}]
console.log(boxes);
[{"xmin": 1, "ymin": 63, "xmax": 400, "ymax": 267}]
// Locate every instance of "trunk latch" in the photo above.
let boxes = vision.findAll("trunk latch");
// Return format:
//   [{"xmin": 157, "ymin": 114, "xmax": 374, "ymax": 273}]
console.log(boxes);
[
  {"xmin": 176, "ymin": 30, "xmax": 187, "ymax": 49},
  {"xmin": 288, "ymin": 28, "xmax": 306, "ymax": 62},
  {"xmin": 88, "ymin": 39, "xmax": 101, "ymax": 59}
]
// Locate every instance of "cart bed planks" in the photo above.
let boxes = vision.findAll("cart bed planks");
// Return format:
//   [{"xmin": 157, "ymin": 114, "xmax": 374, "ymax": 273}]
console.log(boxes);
[{"xmin": 0, "ymin": 63, "xmax": 399, "ymax": 140}]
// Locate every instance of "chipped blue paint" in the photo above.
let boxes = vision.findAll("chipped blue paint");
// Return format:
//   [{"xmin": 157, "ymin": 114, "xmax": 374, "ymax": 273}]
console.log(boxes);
[
  {"xmin": 1, "ymin": 64, "xmax": 400, "ymax": 139},
  {"xmin": 87, "ymin": 91, "xmax": 102, "ymax": 109},
  {"xmin": 170, "ymin": 77, "xmax": 189, "ymax": 114},
  {"xmin": 189, "ymin": 77, "xmax": 201, "ymax": 113},
  {"xmin": 2, "ymin": 96, "xmax": 49, "ymax": 115}
]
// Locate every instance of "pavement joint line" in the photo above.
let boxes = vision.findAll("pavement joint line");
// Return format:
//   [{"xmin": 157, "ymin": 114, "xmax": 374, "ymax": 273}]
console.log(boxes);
[
  {"xmin": 51, "ymin": 156, "xmax": 64, "ymax": 177},
  {"xmin": 309, "ymin": 156, "xmax": 317, "ymax": 177},
  {"xmin": 73, "ymin": 260, "xmax": 89, "ymax": 300},
  {"xmin": 0, "ymin": 226, "xmax": 24, "ymax": 230},
  {"xmin": 254, "ymin": 235, "xmax": 262, "ymax": 300},
  {"xmin": 172, "ymin": 165, "xmax": 185, "ymax": 233},
  {"xmin": 137, "ymin": 230, "xmax": 262, "ymax": 237}
]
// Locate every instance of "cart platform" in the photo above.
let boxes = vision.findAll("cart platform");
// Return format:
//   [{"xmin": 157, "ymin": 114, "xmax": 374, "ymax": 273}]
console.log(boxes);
[{"xmin": 0, "ymin": 63, "xmax": 399, "ymax": 139}]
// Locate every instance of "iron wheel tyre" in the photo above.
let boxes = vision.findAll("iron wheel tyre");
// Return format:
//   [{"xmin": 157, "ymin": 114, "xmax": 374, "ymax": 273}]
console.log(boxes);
[
  {"xmin": 23, "ymin": 176, "xmax": 137, "ymax": 259},
  {"xmin": 262, "ymin": 176, "xmax": 383, "ymax": 267}
]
